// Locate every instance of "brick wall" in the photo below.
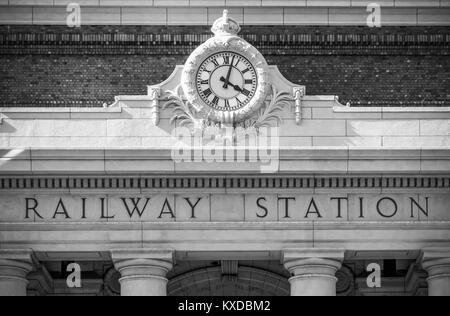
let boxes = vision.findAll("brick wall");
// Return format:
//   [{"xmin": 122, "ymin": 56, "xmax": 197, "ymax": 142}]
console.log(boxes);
[{"xmin": 0, "ymin": 26, "xmax": 448, "ymax": 107}]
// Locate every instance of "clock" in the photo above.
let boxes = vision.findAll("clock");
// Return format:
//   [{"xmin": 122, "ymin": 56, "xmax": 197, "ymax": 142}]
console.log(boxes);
[
  {"xmin": 196, "ymin": 52, "xmax": 257, "ymax": 112},
  {"xmin": 181, "ymin": 11, "xmax": 270, "ymax": 124}
]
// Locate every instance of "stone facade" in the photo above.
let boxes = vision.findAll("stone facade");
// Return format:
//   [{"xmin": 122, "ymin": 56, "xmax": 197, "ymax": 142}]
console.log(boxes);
[{"xmin": 0, "ymin": 3, "xmax": 450, "ymax": 296}]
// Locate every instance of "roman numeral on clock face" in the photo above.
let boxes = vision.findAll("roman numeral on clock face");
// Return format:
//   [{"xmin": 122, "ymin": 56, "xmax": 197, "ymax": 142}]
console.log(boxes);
[
  {"xmin": 211, "ymin": 59, "xmax": 219, "ymax": 67},
  {"xmin": 212, "ymin": 96, "xmax": 219, "ymax": 106},
  {"xmin": 203, "ymin": 88, "xmax": 212, "ymax": 98},
  {"xmin": 224, "ymin": 99, "xmax": 230, "ymax": 108},
  {"xmin": 242, "ymin": 68, "xmax": 250, "ymax": 74},
  {"xmin": 200, "ymin": 79, "xmax": 209, "ymax": 85},
  {"xmin": 245, "ymin": 79, "xmax": 253, "ymax": 85},
  {"xmin": 223, "ymin": 56, "xmax": 230, "ymax": 65},
  {"xmin": 242, "ymin": 89, "xmax": 251, "ymax": 97}
]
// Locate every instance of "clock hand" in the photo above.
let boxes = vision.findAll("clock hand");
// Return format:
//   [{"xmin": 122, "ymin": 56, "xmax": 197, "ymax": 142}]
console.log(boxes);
[
  {"xmin": 233, "ymin": 85, "xmax": 243, "ymax": 92},
  {"xmin": 223, "ymin": 56, "xmax": 235, "ymax": 89},
  {"xmin": 220, "ymin": 77, "xmax": 243, "ymax": 92}
]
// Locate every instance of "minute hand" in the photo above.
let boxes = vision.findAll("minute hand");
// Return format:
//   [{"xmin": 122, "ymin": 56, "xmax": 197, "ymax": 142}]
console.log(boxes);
[{"xmin": 223, "ymin": 56, "xmax": 235, "ymax": 89}]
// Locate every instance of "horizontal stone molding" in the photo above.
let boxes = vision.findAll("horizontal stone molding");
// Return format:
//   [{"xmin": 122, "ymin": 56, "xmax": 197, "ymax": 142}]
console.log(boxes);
[
  {"xmin": 2, "ymin": 221, "xmax": 450, "ymax": 232},
  {"xmin": 1, "ymin": 222, "xmax": 450, "ymax": 256},
  {"xmin": 0, "ymin": 148, "xmax": 449, "ymax": 175},
  {"xmin": 0, "ymin": 107, "xmax": 122, "ymax": 122},
  {"xmin": 0, "ymin": 175, "xmax": 449, "ymax": 191},
  {"xmin": 1, "ymin": 105, "xmax": 450, "ymax": 122},
  {"xmin": 333, "ymin": 106, "xmax": 450, "ymax": 118}
]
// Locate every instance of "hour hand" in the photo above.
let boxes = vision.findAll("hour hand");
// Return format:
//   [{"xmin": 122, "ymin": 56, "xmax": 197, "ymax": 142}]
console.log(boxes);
[
  {"xmin": 232, "ymin": 85, "xmax": 243, "ymax": 92},
  {"xmin": 220, "ymin": 77, "xmax": 242, "ymax": 92}
]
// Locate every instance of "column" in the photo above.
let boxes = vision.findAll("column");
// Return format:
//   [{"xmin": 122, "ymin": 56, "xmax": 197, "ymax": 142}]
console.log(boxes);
[
  {"xmin": 0, "ymin": 249, "xmax": 35, "ymax": 296},
  {"xmin": 421, "ymin": 248, "xmax": 450, "ymax": 296},
  {"xmin": 111, "ymin": 249, "xmax": 174, "ymax": 296},
  {"xmin": 283, "ymin": 248, "xmax": 345, "ymax": 296}
]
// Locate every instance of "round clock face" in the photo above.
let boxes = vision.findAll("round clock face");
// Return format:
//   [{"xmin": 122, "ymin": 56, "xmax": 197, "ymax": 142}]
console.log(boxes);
[{"xmin": 196, "ymin": 52, "xmax": 257, "ymax": 111}]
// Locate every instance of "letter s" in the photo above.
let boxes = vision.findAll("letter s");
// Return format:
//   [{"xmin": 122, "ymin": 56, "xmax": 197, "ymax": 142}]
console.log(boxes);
[{"xmin": 256, "ymin": 197, "xmax": 268, "ymax": 218}]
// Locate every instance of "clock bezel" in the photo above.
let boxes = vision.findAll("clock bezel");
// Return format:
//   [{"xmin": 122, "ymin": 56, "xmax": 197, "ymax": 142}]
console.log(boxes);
[
  {"xmin": 195, "ymin": 51, "xmax": 258, "ymax": 112},
  {"xmin": 181, "ymin": 36, "xmax": 270, "ymax": 124}
]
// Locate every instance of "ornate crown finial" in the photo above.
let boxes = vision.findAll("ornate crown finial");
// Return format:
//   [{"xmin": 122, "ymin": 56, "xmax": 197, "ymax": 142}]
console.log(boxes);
[
  {"xmin": 223, "ymin": 9, "xmax": 229, "ymax": 22},
  {"xmin": 211, "ymin": 10, "xmax": 241, "ymax": 37}
]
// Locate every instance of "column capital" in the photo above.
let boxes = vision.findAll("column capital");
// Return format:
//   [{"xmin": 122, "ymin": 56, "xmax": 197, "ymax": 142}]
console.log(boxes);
[
  {"xmin": 282, "ymin": 248, "xmax": 345, "ymax": 296},
  {"xmin": 0, "ymin": 249, "xmax": 37, "ymax": 263},
  {"xmin": 110, "ymin": 249, "xmax": 174, "ymax": 296},
  {"xmin": 419, "ymin": 248, "xmax": 450, "ymax": 296},
  {"xmin": 0, "ymin": 249, "xmax": 37, "ymax": 272},
  {"xmin": 420, "ymin": 248, "xmax": 450, "ymax": 277},
  {"xmin": 111, "ymin": 248, "xmax": 174, "ymax": 271},
  {"xmin": 282, "ymin": 248, "xmax": 345, "ymax": 271},
  {"xmin": 420, "ymin": 248, "xmax": 450, "ymax": 262},
  {"xmin": 111, "ymin": 248, "xmax": 174, "ymax": 261},
  {"xmin": 0, "ymin": 249, "xmax": 37, "ymax": 296}
]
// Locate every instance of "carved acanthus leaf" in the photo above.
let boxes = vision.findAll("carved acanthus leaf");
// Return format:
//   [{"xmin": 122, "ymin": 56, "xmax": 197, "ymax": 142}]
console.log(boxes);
[
  {"xmin": 162, "ymin": 85, "xmax": 202, "ymax": 129},
  {"xmin": 253, "ymin": 85, "xmax": 293, "ymax": 129}
]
